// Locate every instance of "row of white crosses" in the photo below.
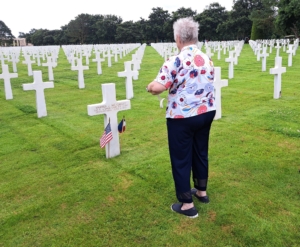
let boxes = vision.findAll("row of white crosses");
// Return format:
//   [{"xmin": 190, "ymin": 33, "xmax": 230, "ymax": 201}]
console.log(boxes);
[
  {"xmin": 0, "ymin": 64, "xmax": 55, "ymax": 117},
  {"xmin": 151, "ymin": 43, "xmax": 178, "ymax": 61},
  {"xmin": 0, "ymin": 43, "xmax": 146, "ymax": 160},
  {"xmin": 0, "ymin": 47, "xmax": 22, "ymax": 73},
  {"xmin": 1, "ymin": 43, "xmax": 140, "ymax": 118},
  {"xmin": 1, "ymin": 46, "xmax": 58, "ymax": 117},
  {"xmin": 20, "ymin": 46, "xmax": 59, "ymax": 79},
  {"xmin": 0, "ymin": 48, "xmax": 21, "ymax": 100},
  {"xmin": 204, "ymin": 41, "xmax": 243, "ymax": 80},
  {"xmin": 67, "ymin": 44, "xmax": 141, "ymax": 89},
  {"xmin": 0, "ymin": 64, "xmax": 18, "ymax": 100},
  {"xmin": 249, "ymin": 38, "xmax": 299, "ymax": 99},
  {"xmin": 117, "ymin": 44, "xmax": 146, "ymax": 99}
]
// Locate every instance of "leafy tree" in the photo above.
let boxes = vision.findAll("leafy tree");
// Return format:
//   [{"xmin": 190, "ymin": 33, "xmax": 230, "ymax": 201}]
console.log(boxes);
[
  {"xmin": 171, "ymin": 7, "xmax": 197, "ymax": 21},
  {"xmin": 115, "ymin": 21, "xmax": 142, "ymax": 43},
  {"xmin": 250, "ymin": 21, "xmax": 265, "ymax": 39},
  {"xmin": 59, "ymin": 25, "xmax": 69, "ymax": 44},
  {"xmin": 43, "ymin": 35, "xmax": 54, "ymax": 45},
  {"xmin": 233, "ymin": 0, "xmax": 264, "ymax": 10},
  {"xmin": 195, "ymin": 3, "xmax": 229, "ymax": 41},
  {"xmin": 66, "ymin": 14, "xmax": 93, "ymax": 44},
  {"xmin": 96, "ymin": 15, "xmax": 123, "ymax": 44},
  {"xmin": 0, "ymin": 20, "xmax": 14, "ymax": 45},
  {"xmin": 88, "ymin": 14, "xmax": 104, "ymax": 44},
  {"xmin": 276, "ymin": 0, "xmax": 300, "ymax": 37},
  {"xmin": 230, "ymin": 0, "xmax": 253, "ymax": 39},
  {"xmin": 95, "ymin": 15, "xmax": 122, "ymax": 44},
  {"xmin": 249, "ymin": 0, "xmax": 279, "ymax": 39},
  {"xmin": 164, "ymin": 7, "xmax": 198, "ymax": 41},
  {"xmin": 31, "ymin": 29, "xmax": 48, "ymax": 46},
  {"xmin": 148, "ymin": 7, "xmax": 171, "ymax": 42},
  {"xmin": 136, "ymin": 18, "xmax": 151, "ymax": 43},
  {"xmin": 216, "ymin": 18, "xmax": 237, "ymax": 40}
]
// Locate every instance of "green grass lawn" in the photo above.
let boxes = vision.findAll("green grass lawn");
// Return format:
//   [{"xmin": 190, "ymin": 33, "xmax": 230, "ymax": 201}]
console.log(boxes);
[{"xmin": 0, "ymin": 43, "xmax": 299, "ymax": 247}]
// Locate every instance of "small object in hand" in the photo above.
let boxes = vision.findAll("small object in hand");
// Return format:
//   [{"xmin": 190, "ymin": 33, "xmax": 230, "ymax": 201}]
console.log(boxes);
[{"xmin": 146, "ymin": 87, "xmax": 149, "ymax": 92}]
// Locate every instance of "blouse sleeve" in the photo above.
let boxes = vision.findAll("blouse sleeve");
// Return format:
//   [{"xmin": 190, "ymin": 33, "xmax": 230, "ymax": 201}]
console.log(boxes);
[{"xmin": 155, "ymin": 56, "xmax": 179, "ymax": 89}]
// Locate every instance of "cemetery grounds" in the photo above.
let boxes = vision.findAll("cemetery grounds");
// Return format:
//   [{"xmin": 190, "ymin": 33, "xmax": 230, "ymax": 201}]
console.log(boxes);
[{"xmin": 0, "ymin": 43, "xmax": 299, "ymax": 246}]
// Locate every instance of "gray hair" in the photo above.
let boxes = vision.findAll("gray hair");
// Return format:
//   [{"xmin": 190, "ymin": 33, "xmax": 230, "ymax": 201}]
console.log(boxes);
[{"xmin": 173, "ymin": 17, "xmax": 199, "ymax": 44}]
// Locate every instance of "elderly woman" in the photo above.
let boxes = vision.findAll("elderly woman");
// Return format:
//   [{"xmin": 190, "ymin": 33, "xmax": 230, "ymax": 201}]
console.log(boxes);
[{"xmin": 147, "ymin": 17, "xmax": 216, "ymax": 218}]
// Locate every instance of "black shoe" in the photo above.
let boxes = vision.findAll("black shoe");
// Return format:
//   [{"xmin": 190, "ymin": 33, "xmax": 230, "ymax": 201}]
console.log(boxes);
[
  {"xmin": 171, "ymin": 203, "xmax": 198, "ymax": 218},
  {"xmin": 191, "ymin": 188, "xmax": 210, "ymax": 203}
]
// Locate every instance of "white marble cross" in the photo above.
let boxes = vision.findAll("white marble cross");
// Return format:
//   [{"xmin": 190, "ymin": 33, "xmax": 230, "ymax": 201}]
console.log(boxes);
[
  {"xmin": 225, "ymin": 51, "xmax": 235, "ymax": 79},
  {"xmin": 292, "ymin": 39, "xmax": 298, "ymax": 55},
  {"xmin": 83, "ymin": 50, "xmax": 90, "ymax": 65},
  {"xmin": 104, "ymin": 49, "xmax": 112, "ymax": 67},
  {"xmin": 286, "ymin": 45, "xmax": 294, "ymax": 67},
  {"xmin": 206, "ymin": 47, "xmax": 214, "ymax": 58},
  {"xmin": 269, "ymin": 42, "xmax": 274, "ymax": 53},
  {"xmin": 92, "ymin": 52, "xmax": 105, "ymax": 75},
  {"xmin": 256, "ymin": 44, "xmax": 262, "ymax": 61},
  {"xmin": 270, "ymin": 57, "xmax": 286, "ymax": 99},
  {"xmin": 22, "ymin": 54, "xmax": 35, "ymax": 76},
  {"xmin": 71, "ymin": 58, "xmax": 89, "ymax": 89},
  {"xmin": 216, "ymin": 44, "xmax": 222, "ymax": 60},
  {"xmin": 117, "ymin": 61, "xmax": 138, "ymax": 99},
  {"xmin": 0, "ymin": 64, "xmax": 18, "ymax": 100},
  {"xmin": 113, "ymin": 49, "xmax": 118, "ymax": 62},
  {"xmin": 260, "ymin": 47, "xmax": 269, "ymax": 71},
  {"xmin": 233, "ymin": 50, "xmax": 238, "ymax": 65},
  {"xmin": 282, "ymin": 40, "xmax": 286, "ymax": 52},
  {"xmin": 35, "ymin": 52, "xmax": 43, "ymax": 66},
  {"xmin": 223, "ymin": 43, "xmax": 227, "ymax": 55},
  {"xmin": 10, "ymin": 54, "xmax": 19, "ymax": 73},
  {"xmin": 42, "ymin": 55, "xmax": 56, "ymax": 81},
  {"xmin": 22, "ymin": 71, "xmax": 54, "ymax": 118},
  {"xmin": 255, "ymin": 44, "xmax": 262, "ymax": 57},
  {"xmin": 87, "ymin": 83, "xmax": 131, "ymax": 158},
  {"xmin": 275, "ymin": 41, "xmax": 281, "ymax": 57},
  {"xmin": 119, "ymin": 47, "xmax": 123, "ymax": 59},
  {"xmin": 0, "ymin": 54, "xmax": 6, "ymax": 67},
  {"xmin": 131, "ymin": 54, "xmax": 140, "ymax": 79},
  {"xmin": 214, "ymin": 67, "xmax": 228, "ymax": 120}
]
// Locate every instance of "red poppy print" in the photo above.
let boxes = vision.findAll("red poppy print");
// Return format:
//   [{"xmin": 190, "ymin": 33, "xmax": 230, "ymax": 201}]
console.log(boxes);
[
  {"xmin": 194, "ymin": 55, "xmax": 205, "ymax": 67},
  {"xmin": 174, "ymin": 115, "xmax": 184, "ymax": 118},
  {"xmin": 165, "ymin": 81, "xmax": 172, "ymax": 88},
  {"xmin": 197, "ymin": 105, "xmax": 207, "ymax": 115}
]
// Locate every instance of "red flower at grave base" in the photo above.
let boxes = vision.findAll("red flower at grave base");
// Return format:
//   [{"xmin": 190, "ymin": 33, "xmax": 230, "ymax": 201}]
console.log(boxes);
[{"xmin": 197, "ymin": 105, "xmax": 207, "ymax": 115}]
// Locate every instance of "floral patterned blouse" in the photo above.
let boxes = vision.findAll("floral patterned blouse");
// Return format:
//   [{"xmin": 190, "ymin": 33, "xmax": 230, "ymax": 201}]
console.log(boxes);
[{"xmin": 155, "ymin": 44, "xmax": 216, "ymax": 119}]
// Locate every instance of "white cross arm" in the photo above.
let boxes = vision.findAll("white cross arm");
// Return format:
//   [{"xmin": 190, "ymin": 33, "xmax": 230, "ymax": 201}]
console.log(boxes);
[
  {"xmin": 270, "ymin": 67, "xmax": 286, "ymax": 75},
  {"xmin": 87, "ymin": 100, "xmax": 131, "ymax": 116}
]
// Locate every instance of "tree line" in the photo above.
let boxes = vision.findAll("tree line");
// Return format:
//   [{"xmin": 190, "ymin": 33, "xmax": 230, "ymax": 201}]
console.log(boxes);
[{"xmin": 1, "ymin": 0, "xmax": 299, "ymax": 46}]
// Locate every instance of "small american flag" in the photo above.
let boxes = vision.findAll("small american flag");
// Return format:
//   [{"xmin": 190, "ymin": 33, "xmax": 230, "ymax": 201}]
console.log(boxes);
[{"xmin": 100, "ymin": 122, "xmax": 113, "ymax": 148}]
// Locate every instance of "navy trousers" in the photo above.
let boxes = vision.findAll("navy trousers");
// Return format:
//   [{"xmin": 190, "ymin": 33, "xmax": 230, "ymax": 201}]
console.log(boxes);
[{"xmin": 167, "ymin": 110, "xmax": 216, "ymax": 203}]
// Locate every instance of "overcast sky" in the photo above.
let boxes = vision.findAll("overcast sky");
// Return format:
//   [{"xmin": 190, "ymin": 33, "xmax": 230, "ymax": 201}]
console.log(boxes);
[{"xmin": 2, "ymin": 0, "xmax": 233, "ymax": 37}]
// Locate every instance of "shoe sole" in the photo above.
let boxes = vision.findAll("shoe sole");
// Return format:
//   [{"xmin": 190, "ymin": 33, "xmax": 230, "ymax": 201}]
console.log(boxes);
[{"xmin": 170, "ymin": 205, "xmax": 199, "ymax": 218}]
